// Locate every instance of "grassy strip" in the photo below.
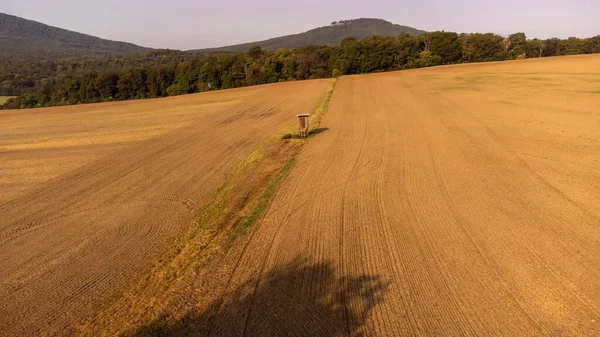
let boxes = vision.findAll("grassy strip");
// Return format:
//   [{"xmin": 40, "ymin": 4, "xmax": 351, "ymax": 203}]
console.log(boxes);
[
  {"xmin": 310, "ymin": 79, "xmax": 337, "ymax": 127},
  {"xmin": 230, "ymin": 157, "xmax": 296, "ymax": 242}
]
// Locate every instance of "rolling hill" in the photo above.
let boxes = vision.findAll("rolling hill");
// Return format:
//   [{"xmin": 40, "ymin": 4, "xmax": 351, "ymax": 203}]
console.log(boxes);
[
  {"xmin": 0, "ymin": 14, "xmax": 424, "ymax": 60},
  {"xmin": 0, "ymin": 13, "xmax": 150, "ymax": 60},
  {"xmin": 195, "ymin": 18, "xmax": 425, "ymax": 53}
]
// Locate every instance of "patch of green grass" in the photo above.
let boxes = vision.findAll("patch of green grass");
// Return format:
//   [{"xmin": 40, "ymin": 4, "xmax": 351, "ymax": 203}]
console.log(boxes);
[
  {"xmin": 310, "ymin": 79, "xmax": 337, "ymax": 125},
  {"xmin": 229, "ymin": 158, "xmax": 296, "ymax": 242}
]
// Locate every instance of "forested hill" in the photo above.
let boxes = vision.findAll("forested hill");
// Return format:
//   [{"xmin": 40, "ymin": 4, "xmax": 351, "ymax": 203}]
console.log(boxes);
[
  {"xmin": 195, "ymin": 18, "xmax": 425, "ymax": 53},
  {"xmin": 0, "ymin": 13, "xmax": 150, "ymax": 60}
]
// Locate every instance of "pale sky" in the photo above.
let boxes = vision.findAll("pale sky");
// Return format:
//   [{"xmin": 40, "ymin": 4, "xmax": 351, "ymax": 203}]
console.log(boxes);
[{"xmin": 3, "ymin": 0, "xmax": 599, "ymax": 50}]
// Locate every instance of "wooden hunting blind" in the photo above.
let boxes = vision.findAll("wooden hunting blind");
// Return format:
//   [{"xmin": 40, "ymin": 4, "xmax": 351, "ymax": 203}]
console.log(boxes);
[{"xmin": 297, "ymin": 114, "xmax": 310, "ymax": 137}]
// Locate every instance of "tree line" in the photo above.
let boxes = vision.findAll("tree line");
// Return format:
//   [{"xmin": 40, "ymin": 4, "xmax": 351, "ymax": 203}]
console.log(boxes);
[{"xmin": 2, "ymin": 32, "xmax": 600, "ymax": 109}]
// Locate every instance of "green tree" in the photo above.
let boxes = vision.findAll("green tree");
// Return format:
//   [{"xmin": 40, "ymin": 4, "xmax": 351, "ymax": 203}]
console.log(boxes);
[
  {"xmin": 543, "ymin": 38, "xmax": 561, "ymax": 57},
  {"xmin": 248, "ymin": 46, "xmax": 264, "ymax": 60},
  {"xmin": 429, "ymin": 31, "xmax": 462, "ymax": 64},
  {"xmin": 358, "ymin": 36, "xmax": 399, "ymax": 73},
  {"xmin": 262, "ymin": 49, "xmax": 294, "ymax": 83},
  {"xmin": 116, "ymin": 68, "xmax": 148, "ymax": 99},
  {"xmin": 560, "ymin": 37, "xmax": 584, "ymax": 55},
  {"xmin": 503, "ymin": 33, "xmax": 527, "ymax": 59},
  {"xmin": 461, "ymin": 33, "xmax": 505, "ymax": 62},
  {"xmin": 330, "ymin": 37, "xmax": 360, "ymax": 75},
  {"xmin": 396, "ymin": 33, "xmax": 420, "ymax": 69},
  {"xmin": 584, "ymin": 36, "xmax": 600, "ymax": 54},
  {"xmin": 526, "ymin": 39, "xmax": 545, "ymax": 58},
  {"xmin": 95, "ymin": 71, "xmax": 119, "ymax": 100},
  {"xmin": 146, "ymin": 64, "xmax": 176, "ymax": 97},
  {"xmin": 415, "ymin": 51, "xmax": 442, "ymax": 68},
  {"xmin": 167, "ymin": 61, "xmax": 198, "ymax": 96}
]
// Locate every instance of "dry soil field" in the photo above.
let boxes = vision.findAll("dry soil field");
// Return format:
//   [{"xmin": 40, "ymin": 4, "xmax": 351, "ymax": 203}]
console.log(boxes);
[
  {"xmin": 0, "ymin": 80, "xmax": 332, "ymax": 336},
  {"xmin": 2, "ymin": 55, "xmax": 600, "ymax": 336},
  {"xmin": 204, "ymin": 55, "xmax": 600, "ymax": 336}
]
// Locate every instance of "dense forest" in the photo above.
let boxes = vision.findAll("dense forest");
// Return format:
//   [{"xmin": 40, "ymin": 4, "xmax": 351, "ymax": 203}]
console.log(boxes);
[{"xmin": 2, "ymin": 31, "xmax": 600, "ymax": 109}]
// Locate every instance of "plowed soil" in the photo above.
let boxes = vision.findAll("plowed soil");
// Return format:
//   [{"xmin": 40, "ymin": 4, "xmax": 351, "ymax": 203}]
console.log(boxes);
[
  {"xmin": 0, "ymin": 80, "xmax": 333, "ymax": 336},
  {"xmin": 156, "ymin": 55, "xmax": 600, "ymax": 336},
  {"xmin": 4, "ymin": 55, "xmax": 600, "ymax": 337}
]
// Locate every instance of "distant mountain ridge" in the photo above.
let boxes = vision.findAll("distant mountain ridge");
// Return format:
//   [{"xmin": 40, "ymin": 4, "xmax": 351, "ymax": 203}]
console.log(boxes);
[
  {"xmin": 0, "ymin": 13, "xmax": 150, "ymax": 60},
  {"xmin": 194, "ymin": 18, "xmax": 426, "ymax": 53},
  {"xmin": 0, "ymin": 14, "xmax": 425, "ymax": 60}
]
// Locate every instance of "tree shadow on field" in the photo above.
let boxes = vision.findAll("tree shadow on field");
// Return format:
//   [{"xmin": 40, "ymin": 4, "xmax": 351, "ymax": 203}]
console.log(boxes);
[{"xmin": 127, "ymin": 257, "xmax": 389, "ymax": 337}]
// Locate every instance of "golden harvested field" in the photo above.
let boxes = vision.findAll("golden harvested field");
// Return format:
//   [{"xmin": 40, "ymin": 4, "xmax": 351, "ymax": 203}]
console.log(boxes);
[
  {"xmin": 206, "ymin": 55, "xmax": 600, "ymax": 336},
  {"xmin": 0, "ymin": 80, "xmax": 333, "ymax": 336},
  {"xmin": 2, "ymin": 55, "xmax": 600, "ymax": 336}
]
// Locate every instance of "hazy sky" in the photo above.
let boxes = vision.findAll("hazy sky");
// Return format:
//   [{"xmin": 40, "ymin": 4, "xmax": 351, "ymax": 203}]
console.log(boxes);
[{"xmin": 3, "ymin": 0, "xmax": 599, "ymax": 50}]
